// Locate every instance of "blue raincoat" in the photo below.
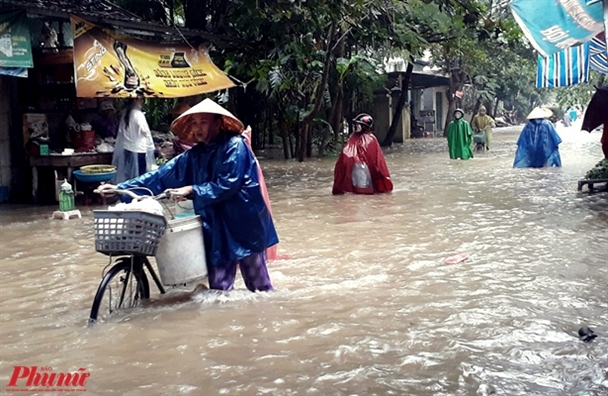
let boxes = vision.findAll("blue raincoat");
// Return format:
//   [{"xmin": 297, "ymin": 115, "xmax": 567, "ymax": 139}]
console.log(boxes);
[
  {"xmin": 513, "ymin": 119, "xmax": 562, "ymax": 168},
  {"xmin": 117, "ymin": 134, "xmax": 279, "ymax": 268}
]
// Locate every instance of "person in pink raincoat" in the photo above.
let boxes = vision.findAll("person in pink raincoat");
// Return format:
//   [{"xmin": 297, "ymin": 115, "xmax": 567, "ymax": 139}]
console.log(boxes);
[{"xmin": 242, "ymin": 126, "xmax": 281, "ymax": 261}]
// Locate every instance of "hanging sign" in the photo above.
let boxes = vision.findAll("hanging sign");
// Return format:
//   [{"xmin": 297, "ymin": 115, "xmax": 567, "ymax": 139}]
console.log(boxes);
[
  {"xmin": 0, "ymin": 11, "xmax": 34, "ymax": 68},
  {"xmin": 70, "ymin": 16, "xmax": 235, "ymax": 98}
]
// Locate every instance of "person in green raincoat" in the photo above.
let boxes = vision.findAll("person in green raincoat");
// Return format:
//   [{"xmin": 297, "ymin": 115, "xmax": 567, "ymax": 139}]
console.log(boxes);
[
  {"xmin": 471, "ymin": 105, "xmax": 496, "ymax": 149},
  {"xmin": 447, "ymin": 108, "xmax": 474, "ymax": 160}
]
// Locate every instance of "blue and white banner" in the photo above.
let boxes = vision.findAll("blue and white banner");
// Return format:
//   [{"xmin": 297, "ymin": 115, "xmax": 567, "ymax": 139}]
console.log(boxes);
[
  {"xmin": 589, "ymin": 33, "xmax": 608, "ymax": 73},
  {"xmin": 536, "ymin": 43, "xmax": 590, "ymax": 88},
  {"xmin": 510, "ymin": 0, "xmax": 604, "ymax": 57}
]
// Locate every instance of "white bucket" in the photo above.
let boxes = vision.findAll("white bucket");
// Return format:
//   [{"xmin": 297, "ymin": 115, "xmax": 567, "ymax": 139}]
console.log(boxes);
[{"xmin": 155, "ymin": 215, "xmax": 208, "ymax": 286}]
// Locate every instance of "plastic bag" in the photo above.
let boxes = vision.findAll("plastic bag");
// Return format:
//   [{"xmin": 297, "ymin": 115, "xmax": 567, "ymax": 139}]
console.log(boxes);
[
  {"xmin": 96, "ymin": 142, "xmax": 115, "ymax": 153},
  {"xmin": 352, "ymin": 163, "xmax": 372, "ymax": 189}
]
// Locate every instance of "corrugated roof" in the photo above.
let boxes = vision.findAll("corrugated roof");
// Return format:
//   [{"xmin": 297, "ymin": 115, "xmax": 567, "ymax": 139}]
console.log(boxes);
[
  {"xmin": 0, "ymin": 0, "xmax": 141, "ymax": 22},
  {"xmin": 0, "ymin": 0, "xmax": 234, "ymax": 42}
]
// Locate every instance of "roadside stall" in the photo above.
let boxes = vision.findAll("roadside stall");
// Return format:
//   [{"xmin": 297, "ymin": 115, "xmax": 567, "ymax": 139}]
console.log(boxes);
[{"xmin": 0, "ymin": 0, "xmax": 234, "ymax": 203}]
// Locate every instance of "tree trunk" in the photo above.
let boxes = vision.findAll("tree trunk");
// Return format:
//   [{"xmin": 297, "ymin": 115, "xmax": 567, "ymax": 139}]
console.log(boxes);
[
  {"xmin": 318, "ymin": 124, "xmax": 330, "ymax": 157},
  {"xmin": 268, "ymin": 108, "xmax": 274, "ymax": 146},
  {"xmin": 281, "ymin": 130, "xmax": 290, "ymax": 159},
  {"xmin": 484, "ymin": 100, "xmax": 494, "ymax": 118},
  {"xmin": 298, "ymin": 23, "xmax": 336, "ymax": 161},
  {"xmin": 381, "ymin": 62, "xmax": 414, "ymax": 147},
  {"xmin": 329, "ymin": 34, "xmax": 346, "ymax": 141},
  {"xmin": 279, "ymin": 111, "xmax": 290, "ymax": 160},
  {"xmin": 306, "ymin": 125, "xmax": 313, "ymax": 158},
  {"xmin": 471, "ymin": 98, "xmax": 482, "ymax": 123},
  {"xmin": 331, "ymin": 88, "xmax": 344, "ymax": 140},
  {"xmin": 443, "ymin": 72, "xmax": 464, "ymax": 135},
  {"xmin": 262, "ymin": 107, "xmax": 269, "ymax": 149},
  {"xmin": 288, "ymin": 129, "xmax": 294, "ymax": 159},
  {"xmin": 294, "ymin": 120, "xmax": 301, "ymax": 160},
  {"xmin": 442, "ymin": 49, "xmax": 466, "ymax": 136}
]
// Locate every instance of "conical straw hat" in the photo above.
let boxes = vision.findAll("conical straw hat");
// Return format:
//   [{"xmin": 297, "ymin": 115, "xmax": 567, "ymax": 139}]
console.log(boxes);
[
  {"xmin": 171, "ymin": 99, "xmax": 244, "ymax": 142},
  {"xmin": 527, "ymin": 107, "xmax": 549, "ymax": 120}
]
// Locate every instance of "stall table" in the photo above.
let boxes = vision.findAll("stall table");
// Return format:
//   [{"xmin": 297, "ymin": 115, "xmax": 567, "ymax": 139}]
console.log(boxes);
[{"xmin": 30, "ymin": 152, "xmax": 113, "ymax": 203}]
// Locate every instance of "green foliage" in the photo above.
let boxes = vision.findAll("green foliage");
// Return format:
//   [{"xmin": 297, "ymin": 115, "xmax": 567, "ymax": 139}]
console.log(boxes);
[
  {"xmin": 111, "ymin": 0, "xmax": 550, "ymax": 155},
  {"xmin": 585, "ymin": 159, "xmax": 608, "ymax": 180},
  {"xmin": 548, "ymin": 71, "xmax": 605, "ymax": 110},
  {"xmin": 143, "ymin": 99, "xmax": 177, "ymax": 131},
  {"xmin": 427, "ymin": 0, "xmax": 550, "ymax": 123}
]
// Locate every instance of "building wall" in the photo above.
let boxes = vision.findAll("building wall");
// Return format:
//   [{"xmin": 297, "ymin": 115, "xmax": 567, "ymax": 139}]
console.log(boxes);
[
  {"xmin": 435, "ymin": 86, "xmax": 449, "ymax": 135},
  {"xmin": 373, "ymin": 92, "xmax": 410, "ymax": 144},
  {"xmin": 373, "ymin": 93, "xmax": 390, "ymax": 144},
  {"xmin": 0, "ymin": 75, "xmax": 29, "ymax": 203},
  {"xmin": 419, "ymin": 86, "xmax": 449, "ymax": 136}
]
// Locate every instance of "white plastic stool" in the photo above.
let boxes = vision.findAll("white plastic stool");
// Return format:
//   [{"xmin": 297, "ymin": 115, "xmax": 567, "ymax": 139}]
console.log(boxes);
[{"xmin": 52, "ymin": 210, "xmax": 82, "ymax": 220}]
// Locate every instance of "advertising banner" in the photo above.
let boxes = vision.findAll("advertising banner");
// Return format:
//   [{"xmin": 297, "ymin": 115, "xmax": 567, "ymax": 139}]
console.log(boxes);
[
  {"xmin": 0, "ymin": 11, "xmax": 33, "ymax": 68},
  {"xmin": 71, "ymin": 16, "xmax": 235, "ymax": 98}
]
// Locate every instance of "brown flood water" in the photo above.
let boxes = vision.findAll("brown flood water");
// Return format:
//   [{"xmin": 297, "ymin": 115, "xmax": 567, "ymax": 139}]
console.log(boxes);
[{"xmin": 1, "ymin": 125, "xmax": 607, "ymax": 395}]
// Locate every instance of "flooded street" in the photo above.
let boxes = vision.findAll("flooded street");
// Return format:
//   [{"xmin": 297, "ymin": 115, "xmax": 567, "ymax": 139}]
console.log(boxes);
[{"xmin": 1, "ymin": 125, "xmax": 607, "ymax": 395}]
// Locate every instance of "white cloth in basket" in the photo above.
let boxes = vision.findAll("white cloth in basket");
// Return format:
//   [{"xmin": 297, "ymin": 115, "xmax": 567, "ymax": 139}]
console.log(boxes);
[{"xmin": 109, "ymin": 199, "xmax": 164, "ymax": 217}]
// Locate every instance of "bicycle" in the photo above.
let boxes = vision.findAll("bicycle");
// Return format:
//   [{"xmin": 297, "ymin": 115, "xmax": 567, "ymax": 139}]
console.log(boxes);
[
  {"xmin": 473, "ymin": 126, "xmax": 490, "ymax": 154},
  {"xmin": 88, "ymin": 188, "xmax": 169, "ymax": 326}
]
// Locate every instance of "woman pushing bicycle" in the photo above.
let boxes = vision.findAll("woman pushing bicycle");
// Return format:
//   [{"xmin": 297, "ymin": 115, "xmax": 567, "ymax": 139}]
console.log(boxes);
[{"xmin": 98, "ymin": 99, "xmax": 277, "ymax": 292}]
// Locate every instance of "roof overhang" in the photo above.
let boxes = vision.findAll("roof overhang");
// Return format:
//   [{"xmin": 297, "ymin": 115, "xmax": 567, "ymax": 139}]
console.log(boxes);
[
  {"xmin": 0, "ymin": 0, "xmax": 231, "ymax": 42},
  {"xmin": 388, "ymin": 71, "xmax": 449, "ymax": 89}
]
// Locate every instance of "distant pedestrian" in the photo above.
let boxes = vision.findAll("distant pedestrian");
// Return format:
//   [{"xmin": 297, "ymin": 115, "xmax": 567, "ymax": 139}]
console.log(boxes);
[
  {"xmin": 446, "ymin": 109, "xmax": 474, "ymax": 160},
  {"xmin": 471, "ymin": 106, "xmax": 495, "ymax": 150},
  {"xmin": 332, "ymin": 114, "xmax": 393, "ymax": 194},
  {"xmin": 112, "ymin": 95, "xmax": 155, "ymax": 183},
  {"xmin": 513, "ymin": 107, "xmax": 562, "ymax": 168}
]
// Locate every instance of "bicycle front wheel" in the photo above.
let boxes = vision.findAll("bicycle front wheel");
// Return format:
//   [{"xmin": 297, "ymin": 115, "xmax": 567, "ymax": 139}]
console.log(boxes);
[{"xmin": 88, "ymin": 258, "xmax": 150, "ymax": 325}]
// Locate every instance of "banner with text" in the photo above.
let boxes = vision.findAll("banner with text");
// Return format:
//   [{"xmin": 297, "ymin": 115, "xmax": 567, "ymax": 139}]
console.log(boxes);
[
  {"xmin": 0, "ymin": 11, "xmax": 33, "ymax": 68},
  {"xmin": 70, "ymin": 16, "xmax": 235, "ymax": 98},
  {"xmin": 510, "ymin": 0, "xmax": 605, "ymax": 57}
]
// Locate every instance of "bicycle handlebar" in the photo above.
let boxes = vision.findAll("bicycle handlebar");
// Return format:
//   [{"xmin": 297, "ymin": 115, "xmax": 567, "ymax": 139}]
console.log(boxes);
[{"xmin": 94, "ymin": 187, "xmax": 167, "ymax": 201}]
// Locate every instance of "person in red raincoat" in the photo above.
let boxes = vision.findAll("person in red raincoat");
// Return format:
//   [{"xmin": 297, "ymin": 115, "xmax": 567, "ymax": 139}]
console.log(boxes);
[{"xmin": 332, "ymin": 114, "xmax": 393, "ymax": 195}]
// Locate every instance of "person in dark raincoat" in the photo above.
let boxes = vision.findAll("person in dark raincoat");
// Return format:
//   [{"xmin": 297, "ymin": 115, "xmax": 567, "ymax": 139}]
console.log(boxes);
[
  {"xmin": 332, "ymin": 113, "xmax": 393, "ymax": 195},
  {"xmin": 581, "ymin": 85, "xmax": 608, "ymax": 159},
  {"xmin": 446, "ymin": 108, "xmax": 474, "ymax": 160},
  {"xmin": 101, "ymin": 99, "xmax": 277, "ymax": 292},
  {"xmin": 513, "ymin": 107, "xmax": 562, "ymax": 168}
]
